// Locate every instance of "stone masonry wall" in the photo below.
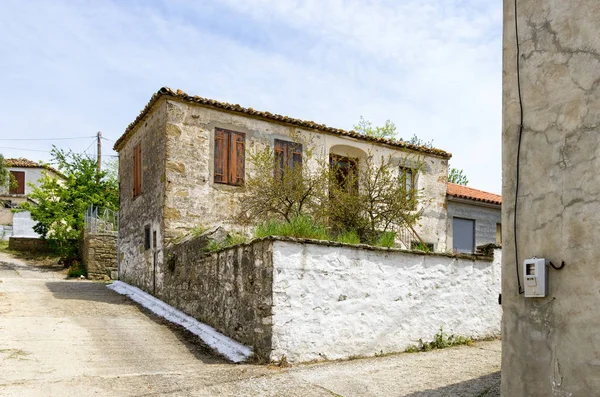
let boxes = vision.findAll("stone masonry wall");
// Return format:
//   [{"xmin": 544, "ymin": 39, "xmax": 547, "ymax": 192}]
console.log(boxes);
[
  {"xmin": 118, "ymin": 98, "xmax": 167, "ymax": 293},
  {"xmin": 160, "ymin": 238, "xmax": 274, "ymax": 360},
  {"xmin": 502, "ymin": 1, "xmax": 600, "ymax": 395},
  {"xmin": 82, "ymin": 231, "xmax": 117, "ymax": 280},
  {"xmin": 8, "ymin": 237, "xmax": 48, "ymax": 253},
  {"xmin": 162, "ymin": 99, "xmax": 449, "ymax": 251}
]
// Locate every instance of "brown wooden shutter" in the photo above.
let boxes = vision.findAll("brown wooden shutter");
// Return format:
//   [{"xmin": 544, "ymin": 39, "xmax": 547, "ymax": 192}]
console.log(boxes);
[
  {"xmin": 214, "ymin": 129, "xmax": 228, "ymax": 184},
  {"xmin": 9, "ymin": 171, "xmax": 25, "ymax": 195},
  {"xmin": 274, "ymin": 139, "xmax": 286, "ymax": 179},
  {"xmin": 230, "ymin": 131, "xmax": 245, "ymax": 185},
  {"xmin": 291, "ymin": 142, "xmax": 302, "ymax": 169},
  {"xmin": 133, "ymin": 143, "xmax": 142, "ymax": 197}
]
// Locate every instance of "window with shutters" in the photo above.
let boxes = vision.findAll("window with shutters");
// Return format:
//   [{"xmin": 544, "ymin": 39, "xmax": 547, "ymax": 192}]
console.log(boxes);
[
  {"xmin": 9, "ymin": 171, "xmax": 25, "ymax": 195},
  {"xmin": 274, "ymin": 139, "xmax": 302, "ymax": 179},
  {"xmin": 132, "ymin": 143, "xmax": 142, "ymax": 198},
  {"xmin": 214, "ymin": 128, "xmax": 246, "ymax": 186}
]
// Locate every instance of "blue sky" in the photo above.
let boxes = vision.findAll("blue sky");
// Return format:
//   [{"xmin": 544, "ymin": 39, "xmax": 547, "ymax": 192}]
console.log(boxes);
[{"xmin": 0, "ymin": 0, "xmax": 502, "ymax": 193}]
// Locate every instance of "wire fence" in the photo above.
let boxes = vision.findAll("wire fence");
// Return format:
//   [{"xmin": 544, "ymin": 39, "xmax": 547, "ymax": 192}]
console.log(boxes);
[{"xmin": 85, "ymin": 205, "xmax": 118, "ymax": 235}]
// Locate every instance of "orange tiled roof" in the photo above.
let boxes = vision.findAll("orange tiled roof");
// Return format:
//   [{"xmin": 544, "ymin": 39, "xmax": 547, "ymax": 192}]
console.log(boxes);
[
  {"xmin": 447, "ymin": 183, "xmax": 501, "ymax": 205},
  {"xmin": 5, "ymin": 158, "xmax": 60, "ymax": 175},
  {"xmin": 114, "ymin": 87, "xmax": 452, "ymax": 159}
]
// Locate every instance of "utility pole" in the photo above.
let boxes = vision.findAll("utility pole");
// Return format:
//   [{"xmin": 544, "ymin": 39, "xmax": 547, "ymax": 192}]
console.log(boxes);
[{"xmin": 96, "ymin": 131, "xmax": 102, "ymax": 180}]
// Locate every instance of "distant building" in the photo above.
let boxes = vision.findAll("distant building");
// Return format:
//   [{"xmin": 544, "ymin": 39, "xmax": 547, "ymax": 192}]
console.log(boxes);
[
  {"xmin": 446, "ymin": 183, "xmax": 501, "ymax": 253},
  {"xmin": 0, "ymin": 158, "xmax": 61, "ymax": 239}
]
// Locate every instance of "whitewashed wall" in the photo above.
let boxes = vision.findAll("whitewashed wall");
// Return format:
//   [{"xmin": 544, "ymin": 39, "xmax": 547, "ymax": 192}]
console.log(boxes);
[{"xmin": 271, "ymin": 241, "xmax": 501, "ymax": 363}]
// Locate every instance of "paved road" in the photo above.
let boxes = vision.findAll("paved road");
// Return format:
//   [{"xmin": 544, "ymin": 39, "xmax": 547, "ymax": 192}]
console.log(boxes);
[{"xmin": 0, "ymin": 252, "xmax": 500, "ymax": 396}]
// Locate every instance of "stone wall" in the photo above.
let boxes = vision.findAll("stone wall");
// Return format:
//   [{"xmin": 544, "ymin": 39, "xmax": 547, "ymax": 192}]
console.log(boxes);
[
  {"xmin": 118, "ymin": 98, "xmax": 167, "ymax": 292},
  {"xmin": 446, "ymin": 200, "xmax": 501, "ymax": 250},
  {"xmin": 502, "ymin": 1, "xmax": 600, "ymax": 395},
  {"xmin": 160, "ymin": 238, "xmax": 274, "ymax": 360},
  {"xmin": 270, "ymin": 240, "xmax": 501, "ymax": 363},
  {"xmin": 8, "ymin": 237, "xmax": 48, "ymax": 252},
  {"xmin": 81, "ymin": 231, "xmax": 117, "ymax": 280},
  {"xmin": 130, "ymin": 236, "xmax": 500, "ymax": 363}
]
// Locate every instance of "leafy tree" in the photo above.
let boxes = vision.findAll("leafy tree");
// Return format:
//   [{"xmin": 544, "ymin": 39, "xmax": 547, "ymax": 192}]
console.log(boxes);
[
  {"xmin": 327, "ymin": 153, "xmax": 425, "ymax": 244},
  {"xmin": 20, "ymin": 147, "xmax": 118, "ymax": 258},
  {"xmin": 448, "ymin": 167, "xmax": 469, "ymax": 185},
  {"xmin": 353, "ymin": 117, "xmax": 434, "ymax": 147},
  {"xmin": 0, "ymin": 154, "xmax": 9, "ymax": 188},
  {"xmin": 353, "ymin": 116, "xmax": 397, "ymax": 139},
  {"xmin": 236, "ymin": 139, "xmax": 329, "ymax": 225}
]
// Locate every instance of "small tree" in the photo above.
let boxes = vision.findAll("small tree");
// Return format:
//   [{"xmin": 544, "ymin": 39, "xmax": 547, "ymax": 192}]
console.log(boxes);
[
  {"xmin": 327, "ymin": 153, "xmax": 425, "ymax": 244},
  {"xmin": 448, "ymin": 167, "xmax": 469, "ymax": 185},
  {"xmin": 236, "ymin": 139, "xmax": 329, "ymax": 225},
  {"xmin": 0, "ymin": 154, "xmax": 9, "ymax": 188},
  {"xmin": 20, "ymin": 147, "xmax": 119, "ymax": 259}
]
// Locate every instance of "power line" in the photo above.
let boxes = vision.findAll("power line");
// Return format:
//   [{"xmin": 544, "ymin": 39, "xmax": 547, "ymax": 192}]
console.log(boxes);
[
  {"xmin": 0, "ymin": 136, "xmax": 96, "ymax": 141},
  {"xmin": 0, "ymin": 146, "xmax": 52, "ymax": 153}
]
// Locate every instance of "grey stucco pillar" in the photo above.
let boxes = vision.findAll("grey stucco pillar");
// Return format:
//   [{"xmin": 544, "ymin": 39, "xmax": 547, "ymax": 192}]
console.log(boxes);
[{"xmin": 502, "ymin": 1, "xmax": 600, "ymax": 395}]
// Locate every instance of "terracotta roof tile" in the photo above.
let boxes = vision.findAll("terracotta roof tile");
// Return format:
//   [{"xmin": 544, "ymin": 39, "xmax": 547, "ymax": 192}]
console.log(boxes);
[
  {"xmin": 447, "ymin": 183, "xmax": 502, "ymax": 205},
  {"xmin": 114, "ymin": 87, "xmax": 452, "ymax": 159},
  {"xmin": 5, "ymin": 158, "xmax": 60, "ymax": 175}
]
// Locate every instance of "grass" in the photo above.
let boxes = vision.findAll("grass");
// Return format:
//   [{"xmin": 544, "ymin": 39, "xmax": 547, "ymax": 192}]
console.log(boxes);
[
  {"xmin": 405, "ymin": 327, "xmax": 473, "ymax": 353},
  {"xmin": 336, "ymin": 230, "xmax": 361, "ymax": 244},
  {"xmin": 254, "ymin": 216, "xmax": 329, "ymax": 240},
  {"xmin": 376, "ymin": 231, "xmax": 396, "ymax": 248}
]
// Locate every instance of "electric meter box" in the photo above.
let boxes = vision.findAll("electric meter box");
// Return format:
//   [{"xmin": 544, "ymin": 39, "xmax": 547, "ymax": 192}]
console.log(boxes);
[{"xmin": 523, "ymin": 257, "xmax": 548, "ymax": 297}]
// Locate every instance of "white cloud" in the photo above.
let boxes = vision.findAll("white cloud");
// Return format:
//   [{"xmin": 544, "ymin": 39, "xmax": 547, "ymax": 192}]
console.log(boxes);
[{"xmin": 0, "ymin": 0, "xmax": 501, "ymax": 193}]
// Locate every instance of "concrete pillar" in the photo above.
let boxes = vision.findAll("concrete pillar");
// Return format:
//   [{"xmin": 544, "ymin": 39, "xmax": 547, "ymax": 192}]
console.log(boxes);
[{"xmin": 502, "ymin": 1, "xmax": 600, "ymax": 395}]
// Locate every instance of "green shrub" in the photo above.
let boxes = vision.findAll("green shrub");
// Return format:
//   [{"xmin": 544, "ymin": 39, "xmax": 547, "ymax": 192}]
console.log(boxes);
[
  {"xmin": 67, "ymin": 260, "xmax": 87, "ymax": 278},
  {"xmin": 255, "ymin": 216, "xmax": 329, "ymax": 240},
  {"xmin": 336, "ymin": 230, "xmax": 361, "ymax": 244},
  {"xmin": 376, "ymin": 231, "xmax": 396, "ymax": 248}
]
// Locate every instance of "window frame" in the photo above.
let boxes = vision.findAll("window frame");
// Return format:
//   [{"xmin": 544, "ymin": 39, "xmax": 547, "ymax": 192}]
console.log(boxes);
[{"xmin": 214, "ymin": 128, "xmax": 246, "ymax": 186}]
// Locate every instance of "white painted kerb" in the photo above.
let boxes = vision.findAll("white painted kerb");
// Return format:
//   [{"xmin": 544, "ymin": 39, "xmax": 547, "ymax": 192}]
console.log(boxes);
[{"xmin": 107, "ymin": 281, "xmax": 253, "ymax": 363}]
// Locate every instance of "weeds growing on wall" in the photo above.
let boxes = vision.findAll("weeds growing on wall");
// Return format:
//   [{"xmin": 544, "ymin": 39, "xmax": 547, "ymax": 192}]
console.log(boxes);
[
  {"xmin": 405, "ymin": 327, "xmax": 473, "ymax": 353},
  {"xmin": 204, "ymin": 233, "xmax": 249, "ymax": 253},
  {"xmin": 254, "ymin": 216, "xmax": 329, "ymax": 241}
]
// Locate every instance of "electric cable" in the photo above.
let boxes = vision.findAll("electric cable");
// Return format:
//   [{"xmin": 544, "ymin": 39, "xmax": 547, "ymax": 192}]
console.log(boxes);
[
  {"xmin": 549, "ymin": 261, "xmax": 566, "ymax": 270},
  {"xmin": 514, "ymin": 0, "xmax": 525, "ymax": 295},
  {"xmin": 0, "ymin": 136, "xmax": 95, "ymax": 141}
]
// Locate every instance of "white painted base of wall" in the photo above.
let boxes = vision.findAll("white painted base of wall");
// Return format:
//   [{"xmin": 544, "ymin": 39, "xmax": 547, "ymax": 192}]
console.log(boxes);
[{"xmin": 271, "ymin": 242, "xmax": 501, "ymax": 363}]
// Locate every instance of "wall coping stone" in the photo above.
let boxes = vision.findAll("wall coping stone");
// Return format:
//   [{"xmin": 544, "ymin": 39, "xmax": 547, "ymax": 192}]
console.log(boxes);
[{"xmin": 169, "ymin": 235, "xmax": 495, "ymax": 262}]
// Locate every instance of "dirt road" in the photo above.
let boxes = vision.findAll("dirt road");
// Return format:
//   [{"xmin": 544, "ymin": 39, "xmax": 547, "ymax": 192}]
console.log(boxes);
[{"xmin": 0, "ymin": 252, "xmax": 500, "ymax": 396}]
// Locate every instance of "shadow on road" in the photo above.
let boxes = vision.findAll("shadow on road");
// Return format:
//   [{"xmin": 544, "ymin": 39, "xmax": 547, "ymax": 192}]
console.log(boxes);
[
  {"xmin": 44, "ymin": 280, "xmax": 228, "ymax": 365},
  {"xmin": 402, "ymin": 371, "xmax": 501, "ymax": 397}
]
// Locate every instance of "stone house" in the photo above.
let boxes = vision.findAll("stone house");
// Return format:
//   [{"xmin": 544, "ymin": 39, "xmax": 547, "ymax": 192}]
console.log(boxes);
[
  {"xmin": 0, "ymin": 158, "xmax": 61, "ymax": 239},
  {"xmin": 114, "ymin": 87, "xmax": 455, "ymax": 286},
  {"xmin": 446, "ymin": 183, "xmax": 501, "ymax": 253}
]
